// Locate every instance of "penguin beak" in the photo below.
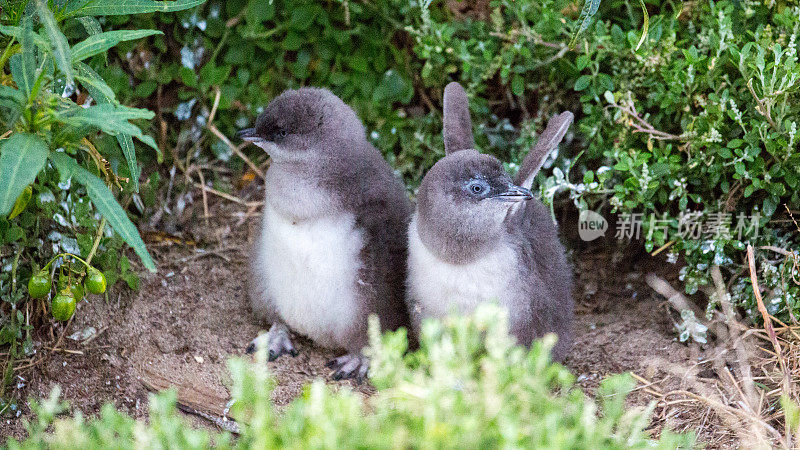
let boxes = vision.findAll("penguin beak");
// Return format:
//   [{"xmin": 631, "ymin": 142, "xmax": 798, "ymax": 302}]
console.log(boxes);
[
  {"xmin": 236, "ymin": 128, "xmax": 263, "ymax": 143},
  {"xmin": 492, "ymin": 185, "xmax": 533, "ymax": 202}
]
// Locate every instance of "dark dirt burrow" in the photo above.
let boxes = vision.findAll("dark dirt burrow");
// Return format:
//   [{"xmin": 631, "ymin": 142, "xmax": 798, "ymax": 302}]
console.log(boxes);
[{"xmin": 1, "ymin": 199, "xmax": 709, "ymax": 443}]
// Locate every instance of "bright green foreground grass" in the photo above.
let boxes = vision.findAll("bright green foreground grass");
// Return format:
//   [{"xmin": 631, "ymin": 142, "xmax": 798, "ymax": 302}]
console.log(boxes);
[{"xmin": 6, "ymin": 305, "xmax": 693, "ymax": 449}]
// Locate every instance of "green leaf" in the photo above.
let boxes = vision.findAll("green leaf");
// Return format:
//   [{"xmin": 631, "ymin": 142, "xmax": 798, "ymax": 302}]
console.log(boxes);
[
  {"xmin": 511, "ymin": 75, "xmax": 524, "ymax": 96},
  {"xmin": 71, "ymin": 29, "xmax": 162, "ymax": 62},
  {"xmin": 75, "ymin": 62, "xmax": 116, "ymax": 103},
  {"xmin": 0, "ymin": 133, "xmax": 49, "ymax": 216},
  {"xmin": 36, "ymin": 0, "xmax": 74, "ymax": 84},
  {"xmin": 372, "ymin": 70, "xmax": 413, "ymax": 104},
  {"xmin": 9, "ymin": 55, "xmax": 31, "ymax": 98},
  {"xmin": 8, "ymin": 185, "xmax": 32, "ymax": 220},
  {"xmin": 763, "ymin": 196, "xmax": 777, "ymax": 217},
  {"xmin": 117, "ymin": 134, "xmax": 139, "ymax": 192},
  {"xmin": 576, "ymin": 54, "xmax": 589, "ymax": 71},
  {"xmin": 569, "ymin": 0, "xmax": 601, "ymax": 49},
  {"xmin": 55, "ymin": 104, "xmax": 161, "ymax": 156},
  {"xmin": 782, "ymin": 395, "xmax": 800, "ymax": 435},
  {"xmin": 634, "ymin": 0, "xmax": 648, "ymax": 51},
  {"xmin": 289, "ymin": 5, "xmax": 318, "ymax": 31},
  {"xmin": 55, "ymin": 103, "xmax": 153, "ymax": 136},
  {"xmin": 19, "ymin": 18, "xmax": 37, "ymax": 97},
  {"xmin": 574, "ymin": 75, "xmax": 592, "ymax": 91},
  {"xmin": 0, "ymin": 85, "xmax": 25, "ymax": 105},
  {"xmin": 77, "ymin": 16, "xmax": 102, "ymax": 36},
  {"xmin": 49, "ymin": 152, "xmax": 155, "ymax": 272},
  {"xmin": 0, "ymin": 25, "xmax": 50, "ymax": 49},
  {"xmin": 63, "ymin": 0, "xmax": 206, "ymax": 18}
]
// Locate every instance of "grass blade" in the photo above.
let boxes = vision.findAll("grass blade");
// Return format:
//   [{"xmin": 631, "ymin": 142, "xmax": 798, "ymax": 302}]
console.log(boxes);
[{"xmin": 0, "ymin": 133, "xmax": 49, "ymax": 216}]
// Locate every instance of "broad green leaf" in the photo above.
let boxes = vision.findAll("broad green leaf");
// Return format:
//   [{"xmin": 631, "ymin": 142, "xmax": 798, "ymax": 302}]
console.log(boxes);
[
  {"xmin": 63, "ymin": 0, "xmax": 206, "ymax": 18},
  {"xmin": 49, "ymin": 152, "xmax": 155, "ymax": 272},
  {"xmin": 574, "ymin": 75, "xmax": 592, "ymax": 91},
  {"xmin": 783, "ymin": 395, "xmax": 800, "ymax": 434},
  {"xmin": 71, "ymin": 29, "xmax": 162, "ymax": 62},
  {"xmin": 77, "ymin": 16, "xmax": 105, "ymax": 63},
  {"xmin": 35, "ymin": 0, "xmax": 74, "ymax": 84},
  {"xmin": 8, "ymin": 185, "xmax": 32, "ymax": 219},
  {"xmin": 0, "ymin": 133, "xmax": 49, "ymax": 216},
  {"xmin": 0, "ymin": 86, "xmax": 24, "ymax": 126}
]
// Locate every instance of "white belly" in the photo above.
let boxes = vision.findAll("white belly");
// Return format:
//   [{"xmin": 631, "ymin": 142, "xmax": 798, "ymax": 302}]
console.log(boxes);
[
  {"xmin": 254, "ymin": 204, "xmax": 364, "ymax": 348},
  {"xmin": 406, "ymin": 215, "xmax": 516, "ymax": 321}
]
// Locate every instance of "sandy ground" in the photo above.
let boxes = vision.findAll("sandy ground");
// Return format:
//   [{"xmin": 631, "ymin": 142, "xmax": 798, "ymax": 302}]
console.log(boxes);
[{"xmin": 1, "ymin": 197, "xmax": 720, "ymax": 444}]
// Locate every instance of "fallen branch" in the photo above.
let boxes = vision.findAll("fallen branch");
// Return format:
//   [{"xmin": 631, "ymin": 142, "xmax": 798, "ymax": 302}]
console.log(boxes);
[{"xmin": 141, "ymin": 369, "xmax": 240, "ymax": 434}]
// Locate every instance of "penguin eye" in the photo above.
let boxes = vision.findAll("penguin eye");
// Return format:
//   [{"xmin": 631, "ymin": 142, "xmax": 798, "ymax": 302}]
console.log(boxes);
[{"xmin": 467, "ymin": 181, "xmax": 488, "ymax": 196}]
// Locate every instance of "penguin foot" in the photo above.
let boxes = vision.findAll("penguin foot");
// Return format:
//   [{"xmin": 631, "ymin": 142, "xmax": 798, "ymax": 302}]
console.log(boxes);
[
  {"xmin": 326, "ymin": 353, "xmax": 369, "ymax": 383},
  {"xmin": 246, "ymin": 322, "xmax": 298, "ymax": 362}
]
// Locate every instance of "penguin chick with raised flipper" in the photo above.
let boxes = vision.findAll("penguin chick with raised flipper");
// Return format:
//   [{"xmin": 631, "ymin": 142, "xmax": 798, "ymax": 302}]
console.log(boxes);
[
  {"xmin": 238, "ymin": 87, "xmax": 413, "ymax": 381},
  {"xmin": 406, "ymin": 82, "xmax": 575, "ymax": 361}
]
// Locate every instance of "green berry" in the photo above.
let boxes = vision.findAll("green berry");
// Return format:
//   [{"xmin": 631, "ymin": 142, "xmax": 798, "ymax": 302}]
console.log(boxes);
[
  {"xmin": 51, "ymin": 289, "xmax": 76, "ymax": 321},
  {"xmin": 85, "ymin": 268, "xmax": 107, "ymax": 295},
  {"xmin": 27, "ymin": 271, "xmax": 51, "ymax": 299}
]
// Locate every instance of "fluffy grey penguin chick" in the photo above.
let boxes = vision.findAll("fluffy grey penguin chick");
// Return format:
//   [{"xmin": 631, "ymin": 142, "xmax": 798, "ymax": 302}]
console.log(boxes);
[
  {"xmin": 237, "ymin": 87, "xmax": 412, "ymax": 380},
  {"xmin": 406, "ymin": 82, "xmax": 575, "ymax": 361}
]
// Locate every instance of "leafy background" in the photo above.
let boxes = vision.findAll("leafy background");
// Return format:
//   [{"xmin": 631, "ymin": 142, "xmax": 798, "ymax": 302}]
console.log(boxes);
[{"xmin": 0, "ymin": 0, "xmax": 799, "ymax": 444}]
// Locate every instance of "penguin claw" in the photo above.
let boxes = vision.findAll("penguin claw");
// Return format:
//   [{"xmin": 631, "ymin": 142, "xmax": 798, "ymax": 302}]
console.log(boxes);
[
  {"xmin": 247, "ymin": 323, "xmax": 297, "ymax": 362},
  {"xmin": 327, "ymin": 353, "xmax": 369, "ymax": 382}
]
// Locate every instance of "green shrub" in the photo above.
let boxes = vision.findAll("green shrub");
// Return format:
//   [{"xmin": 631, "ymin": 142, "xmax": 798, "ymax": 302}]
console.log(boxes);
[
  {"xmin": 380, "ymin": 0, "xmax": 800, "ymax": 321},
  {"xmin": 6, "ymin": 306, "xmax": 694, "ymax": 448},
  {"xmin": 557, "ymin": 1, "xmax": 800, "ymax": 320},
  {"xmin": 0, "ymin": 0, "xmax": 204, "ymax": 408}
]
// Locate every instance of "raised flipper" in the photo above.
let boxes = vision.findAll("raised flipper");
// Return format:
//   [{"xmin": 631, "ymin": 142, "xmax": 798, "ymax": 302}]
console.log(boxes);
[
  {"xmin": 443, "ymin": 82, "xmax": 476, "ymax": 155},
  {"xmin": 516, "ymin": 112, "xmax": 574, "ymax": 190}
]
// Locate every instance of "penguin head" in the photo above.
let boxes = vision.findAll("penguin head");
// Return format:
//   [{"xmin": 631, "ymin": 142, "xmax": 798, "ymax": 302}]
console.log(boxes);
[
  {"xmin": 237, "ymin": 87, "xmax": 365, "ymax": 162},
  {"xmin": 415, "ymin": 149, "xmax": 532, "ymax": 261}
]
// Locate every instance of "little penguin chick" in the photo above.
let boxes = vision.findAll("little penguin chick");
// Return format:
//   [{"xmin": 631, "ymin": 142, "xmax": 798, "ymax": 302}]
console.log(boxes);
[
  {"xmin": 406, "ymin": 82, "xmax": 575, "ymax": 361},
  {"xmin": 237, "ymin": 87, "xmax": 412, "ymax": 381}
]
